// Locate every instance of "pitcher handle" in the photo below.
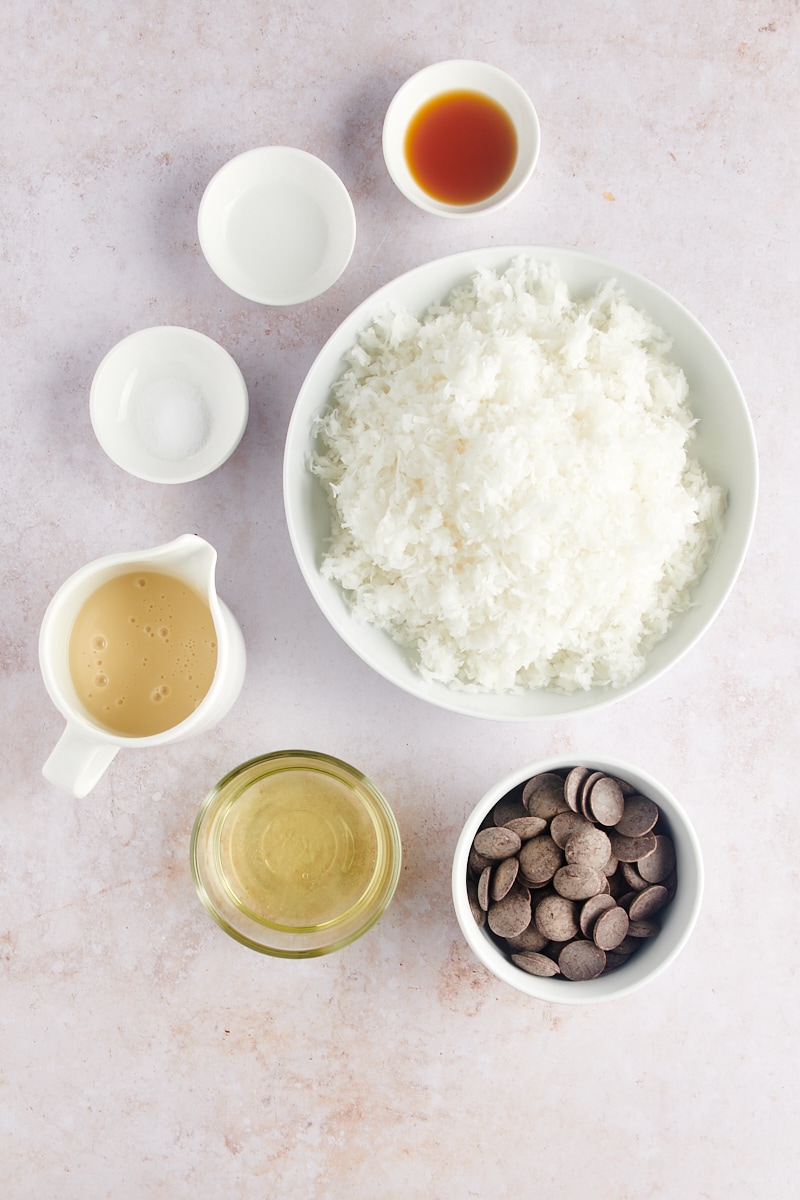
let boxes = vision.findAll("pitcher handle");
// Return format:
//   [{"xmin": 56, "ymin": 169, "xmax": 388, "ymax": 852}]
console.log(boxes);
[{"xmin": 43, "ymin": 725, "xmax": 119, "ymax": 798}]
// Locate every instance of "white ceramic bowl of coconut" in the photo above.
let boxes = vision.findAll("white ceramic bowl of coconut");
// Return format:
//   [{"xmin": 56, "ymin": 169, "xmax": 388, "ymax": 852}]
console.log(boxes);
[{"xmin": 284, "ymin": 246, "xmax": 758, "ymax": 720}]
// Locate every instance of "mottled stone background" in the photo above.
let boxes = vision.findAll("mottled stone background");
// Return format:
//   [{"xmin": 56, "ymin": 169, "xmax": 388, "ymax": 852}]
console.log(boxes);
[{"xmin": 1, "ymin": 2, "xmax": 797, "ymax": 1197}]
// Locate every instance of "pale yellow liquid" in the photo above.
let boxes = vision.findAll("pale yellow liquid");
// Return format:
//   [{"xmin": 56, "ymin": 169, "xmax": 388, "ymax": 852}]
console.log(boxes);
[
  {"xmin": 216, "ymin": 767, "xmax": 380, "ymax": 929},
  {"xmin": 68, "ymin": 570, "xmax": 218, "ymax": 736}
]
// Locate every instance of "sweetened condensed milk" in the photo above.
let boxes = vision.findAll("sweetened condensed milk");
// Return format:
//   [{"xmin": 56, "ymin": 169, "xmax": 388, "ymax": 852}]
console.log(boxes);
[{"xmin": 68, "ymin": 570, "xmax": 218, "ymax": 737}]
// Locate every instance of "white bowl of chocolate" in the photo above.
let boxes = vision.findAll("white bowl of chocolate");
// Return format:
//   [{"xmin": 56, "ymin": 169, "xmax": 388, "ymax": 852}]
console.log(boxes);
[{"xmin": 452, "ymin": 756, "xmax": 703, "ymax": 1004}]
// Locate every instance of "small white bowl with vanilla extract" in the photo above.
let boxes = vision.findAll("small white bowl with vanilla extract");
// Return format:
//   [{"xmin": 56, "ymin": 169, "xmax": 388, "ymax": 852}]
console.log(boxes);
[{"xmin": 382, "ymin": 60, "xmax": 541, "ymax": 217}]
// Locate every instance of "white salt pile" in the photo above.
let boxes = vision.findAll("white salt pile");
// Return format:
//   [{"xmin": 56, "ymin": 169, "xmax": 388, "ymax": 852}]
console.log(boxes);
[
  {"xmin": 132, "ymin": 376, "xmax": 211, "ymax": 462},
  {"xmin": 309, "ymin": 257, "xmax": 726, "ymax": 694}
]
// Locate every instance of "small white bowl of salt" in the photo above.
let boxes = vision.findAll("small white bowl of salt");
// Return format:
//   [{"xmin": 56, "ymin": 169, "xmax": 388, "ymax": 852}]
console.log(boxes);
[{"xmin": 89, "ymin": 326, "xmax": 248, "ymax": 484}]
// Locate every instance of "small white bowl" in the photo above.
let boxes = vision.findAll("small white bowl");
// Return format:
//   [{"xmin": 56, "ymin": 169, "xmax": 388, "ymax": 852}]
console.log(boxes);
[
  {"xmin": 452, "ymin": 756, "xmax": 703, "ymax": 1004},
  {"xmin": 198, "ymin": 147, "xmax": 357, "ymax": 305},
  {"xmin": 382, "ymin": 60, "xmax": 540, "ymax": 217},
  {"xmin": 90, "ymin": 326, "xmax": 249, "ymax": 484}
]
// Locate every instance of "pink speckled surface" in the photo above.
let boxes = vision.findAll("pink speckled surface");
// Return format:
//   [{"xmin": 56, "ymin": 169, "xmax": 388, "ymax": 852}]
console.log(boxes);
[{"xmin": 1, "ymin": 2, "xmax": 798, "ymax": 1197}]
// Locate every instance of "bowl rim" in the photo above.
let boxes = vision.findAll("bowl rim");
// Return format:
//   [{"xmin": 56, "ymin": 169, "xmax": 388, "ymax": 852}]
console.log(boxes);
[
  {"xmin": 451, "ymin": 754, "xmax": 704, "ymax": 1004},
  {"xmin": 283, "ymin": 244, "xmax": 759, "ymax": 721},
  {"xmin": 382, "ymin": 59, "xmax": 541, "ymax": 217}
]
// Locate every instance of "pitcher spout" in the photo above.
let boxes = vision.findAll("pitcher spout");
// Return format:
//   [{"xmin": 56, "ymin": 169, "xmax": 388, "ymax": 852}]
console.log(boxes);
[{"xmin": 147, "ymin": 534, "xmax": 218, "ymax": 600}]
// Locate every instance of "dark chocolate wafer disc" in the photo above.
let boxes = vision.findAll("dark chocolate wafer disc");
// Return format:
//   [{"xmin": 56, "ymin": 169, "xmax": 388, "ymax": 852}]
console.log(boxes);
[
  {"xmin": 587, "ymin": 775, "xmax": 625, "ymax": 827},
  {"xmin": 503, "ymin": 815, "xmax": 547, "ymax": 840},
  {"xmin": 627, "ymin": 919, "xmax": 660, "ymax": 938},
  {"xmin": 487, "ymin": 881, "xmax": 532, "ymax": 939},
  {"xmin": 535, "ymin": 894, "xmax": 580, "ymax": 942},
  {"xmin": 609, "ymin": 830, "xmax": 657, "ymax": 863},
  {"xmin": 512, "ymin": 952, "xmax": 560, "ymax": 977},
  {"xmin": 564, "ymin": 825, "xmax": 612, "ymax": 871},
  {"xmin": 621, "ymin": 861, "xmax": 649, "ymax": 891},
  {"xmin": 468, "ymin": 846, "xmax": 492, "ymax": 877},
  {"xmin": 558, "ymin": 940, "xmax": 607, "ymax": 981},
  {"xmin": 638, "ymin": 835, "xmax": 676, "ymax": 883},
  {"xmin": 592, "ymin": 905, "xmax": 630, "ymax": 951},
  {"xmin": 518, "ymin": 835, "xmax": 563, "ymax": 885},
  {"xmin": 490, "ymin": 856, "xmax": 519, "ymax": 903},
  {"xmin": 579, "ymin": 893, "xmax": 617, "ymax": 937},
  {"xmin": 477, "ymin": 864, "xmax": 492, "ymax": 911},
  {"xmin": 565, "ymin": 766, "xmax": 591, "ymax": 813},
  {"xmin": 553, "ymin": 863, "xmax": 604, "ymax": 901},
  {"xmin": 492, "ymin": 793, "xmax": 529, "ymax": 826},
  {"xmin": 615, "ymin": 794, "xmax": 659, "ymax": 837},
  {"xmin": 550, "ymin": 810, "xmax": 590, "ymax": 848},
  {"xmin": 579, "ymin": 771, "xmax": 605, "ymax": 819},
  {"xmin": 523, "ymin": 773, "xmax": 570, "ymax": 820},
  {"xmin": 605, "ymin": 949, "xmax": 635, "ymax": 970},
  {"xmin": 506, "ymin": 924, "xmax": 549, "ymax": 953},
  {"xmin": 474, "ymin": 825, "xmax": 522, "ymax": 861},
  {"xmin": 628, "ymin": 884, "xmax": 668, "ymax": 920}
]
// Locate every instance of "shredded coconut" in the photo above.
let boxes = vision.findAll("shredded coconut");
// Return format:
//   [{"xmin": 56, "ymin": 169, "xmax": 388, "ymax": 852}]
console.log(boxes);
[{"xmin": 310, "ymin": 258, "xmax": 725, "ymax": 693}]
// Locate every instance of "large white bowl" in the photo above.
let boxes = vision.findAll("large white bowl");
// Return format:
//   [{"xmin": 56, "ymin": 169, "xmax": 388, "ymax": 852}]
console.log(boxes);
[
  {"xmin": 283, "ymin": 246, "xmax": 758, "ymax": 721},
  {"xmin": 451, "ymin": 755, "xmax": 704, "ymax": 1005}
]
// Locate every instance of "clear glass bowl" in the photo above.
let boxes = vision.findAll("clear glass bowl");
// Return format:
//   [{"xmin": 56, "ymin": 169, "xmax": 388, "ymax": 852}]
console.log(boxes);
[{"xmin": 191, "ymin": 750, "xmax": 402, "ymax": 957}]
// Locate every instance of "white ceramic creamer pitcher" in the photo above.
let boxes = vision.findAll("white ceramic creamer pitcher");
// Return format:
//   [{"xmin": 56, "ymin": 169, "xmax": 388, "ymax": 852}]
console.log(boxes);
[{"xmin": 40, "ymin": 534, "xmax": 246, "ymax": 798}]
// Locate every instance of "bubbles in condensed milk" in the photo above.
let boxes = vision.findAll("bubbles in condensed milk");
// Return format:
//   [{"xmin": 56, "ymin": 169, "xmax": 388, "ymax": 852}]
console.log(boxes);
[{"xmin": 67, "ymin": 570, "xmax": 217, "ymax": 736}]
